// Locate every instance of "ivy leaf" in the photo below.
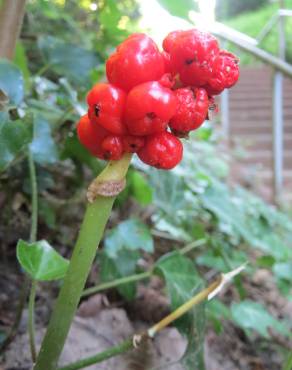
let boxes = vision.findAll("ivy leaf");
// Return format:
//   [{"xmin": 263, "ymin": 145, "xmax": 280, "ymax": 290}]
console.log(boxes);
[
  {"xmin": 154, "ymin": 251, "xmax": 205, "ymax": 369},
  {"xmin": 99, "ymin": 250, "xmax": 139, "ymax": 301},
  {"xmin": 16, "ymin": 239, "xmax": 69, "ymax": 281},
  {"xmin": 157, "ymin": 0, "xmax": 198, "ymax": 20},
  {"xmin": 0, "ymin": 112, "xmax": 33, "ymax": 172},
  {"xmin": 104, "ymin": 219, "xmax": 154, "ymax": 258},
  {"xmin": 231, "ymin": 300, "xmax": 291, "ymax": 339},
  {"xmin": 0, "ymin": 59, "xmax": 24, "ymax": 106},
  {"xmin": 30, "ymin": 114, "xmax": 58, "ymax": 165},
  {"xmin": 128, "ymin": 170, "xmax": 153, "ymax": 205},
  {"xmin": 38, "ymin": 36, "xmax": 99, "ymax": 86}
]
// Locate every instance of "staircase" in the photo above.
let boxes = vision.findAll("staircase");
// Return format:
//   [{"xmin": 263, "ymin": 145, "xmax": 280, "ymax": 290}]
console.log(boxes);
[{"xmin": 227, "ymin": 66, "xmax": 292, "ymax": 203}]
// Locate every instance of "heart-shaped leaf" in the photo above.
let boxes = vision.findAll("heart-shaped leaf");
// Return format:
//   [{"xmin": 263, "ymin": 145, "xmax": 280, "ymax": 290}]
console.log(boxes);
[
  {"xmin": 104, "ymin": 218, "xmax": 154, "ymax": 258},
  {"xmin": 154, "ymin": 251, "xmax": 205, "ymax": 369},
  {"xmin": 0, "ymin": 59, "xmax": 24, "ymax": 106},
  {"xmin": 16, "ymin": 239, "xmax": 69, "ymax": 281},
  {"xmin": 0, "ymin": 112, "xmax": 33, "ymax": 172},
  {"xmin": 30, "ymin": 114, "xmax": 58, "ymax": 165},
  {"xmin": 231, "ymin": 300, "xmax": 291, "ymax": 338}
]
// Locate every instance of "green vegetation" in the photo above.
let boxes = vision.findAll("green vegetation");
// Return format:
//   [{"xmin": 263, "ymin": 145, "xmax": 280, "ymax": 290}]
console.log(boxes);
[{"xmin": 224, "ymin": 0, "xmax": 292, "ymax": 64}]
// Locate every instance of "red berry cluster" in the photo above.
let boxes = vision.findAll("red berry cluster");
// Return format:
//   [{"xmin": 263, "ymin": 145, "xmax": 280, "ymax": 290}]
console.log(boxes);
[{"xmin": 77, "ymin": 29, "xmax": 239, "ymax": 170}]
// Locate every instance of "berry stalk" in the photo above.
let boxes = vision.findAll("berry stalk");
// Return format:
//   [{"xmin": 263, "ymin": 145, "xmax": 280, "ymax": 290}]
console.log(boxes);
[{"xmin": 34, "ymin": 153, "xmax": 132, "ymax": 370}]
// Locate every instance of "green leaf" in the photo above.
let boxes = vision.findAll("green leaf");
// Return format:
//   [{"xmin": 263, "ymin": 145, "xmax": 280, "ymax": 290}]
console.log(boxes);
[
  {"xmin": 231, "ymin": 300, "xmax": 291, "ymax": 338},
  {"xmin": 99, "ymin": 250, "xmax": 139, "ymax": 301},
  {"xmin": 0, "ymin": 59, "xmax": 24, "ymax": 106},
  {"xmin": 273, "ymin": 261, "xmax": 292, "ymax": 282},
  {"xmin": 38, "ymin": 36, "xmax": 99, "ymax": 85},
  {"xmin": 16, "ymin": 239, "xmax": 69, "ymax": 281},
  {"xmin": 61, "ymin": 132, "xmax": 103, "ymax": 174},
  {"xmin": 30, "ymin": 114, "xmax": 58, "ymax": 165},
  {"xmin": 104, "ymin": 219, "xmax": 154, "ymax": 258},
  {"xmin": 155, "ymin": 251, "xmax": 205, "ymax": 369},
  {"xmin": 157, "ymin": 0, "xmax": 198, "ymax": 20},
  {"xmin": 13, "ymin": 41, "xmax": 30, "ymax": 88},
  {"xmin": 129, "ymin": 170, "xmax": 153, "ymax": 205},
  {"xmin": 0, "ymin": 113, "xmax": 33, "ymax": 172}
]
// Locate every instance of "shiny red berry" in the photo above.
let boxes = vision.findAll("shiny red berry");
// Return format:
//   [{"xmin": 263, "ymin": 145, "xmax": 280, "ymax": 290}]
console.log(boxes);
[
  {"xmin": 122, "ymin": 135, "xmax": 145, "ymax": 153},
  {"xmin": 101, "ymin": 135, "xmax": 124, "ymax": 160},
  {"xmin": 125, "ymin": 81, "xmax": 177, "ymax": 136},
  {"xmin": 77, "ymin": 114, "xmax": 108, "ymax": 158},
  {"xmin": 87, "ymin": 83, "xmax": 127, "ymax": 135},
  {"xmin": 170, "ymin": 29, "xmax": 219, "ymax": 87},
  {"xmin": 205, "ymin": 50, "xmax": 239, "ymax": 95},
  {"xmin": 138, "ymin": 131, "xmax": 183, "ymax": 170},
  {"xmin": 106, "ymin": 33, "xmax": 165, "ymax": 92},
  {"xmin": 162, "ymin": 30, "xmax": 184, "ymax": 52},
  {"xmin": 169, "ymin": 87, "xmax": 209, "ymax": 134}
]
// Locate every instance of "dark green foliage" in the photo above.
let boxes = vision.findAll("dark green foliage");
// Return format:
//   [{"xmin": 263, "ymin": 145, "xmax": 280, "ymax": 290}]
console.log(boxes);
[{"xmin": 216, "ymin": 0, "xmax": 269, "ymax": 20}]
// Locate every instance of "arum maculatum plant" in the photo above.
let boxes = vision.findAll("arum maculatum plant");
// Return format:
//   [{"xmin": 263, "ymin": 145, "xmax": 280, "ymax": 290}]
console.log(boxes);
[{"xmin": 16, "ymin": 29, "xmax": 242, "ymax": 370}]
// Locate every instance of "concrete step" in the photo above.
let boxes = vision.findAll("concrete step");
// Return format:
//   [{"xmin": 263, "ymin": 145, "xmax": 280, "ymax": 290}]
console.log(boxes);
[
  {"xmin": 232, "ymin": 134, "xmax": 292, "ymax": 151},
  {"xmin": 231, "ymin": 125, "xmax": 292, "ymax": 135}
]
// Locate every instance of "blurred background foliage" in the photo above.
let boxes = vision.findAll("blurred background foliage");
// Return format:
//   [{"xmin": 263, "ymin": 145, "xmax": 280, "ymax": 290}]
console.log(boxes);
[{"xmin": 0, "ymin": 0, "xmax": 292, "ymax": 369}]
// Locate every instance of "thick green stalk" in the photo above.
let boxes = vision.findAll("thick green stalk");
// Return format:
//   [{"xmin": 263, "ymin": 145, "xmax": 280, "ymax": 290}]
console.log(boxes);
[
  {"xmin": 28, "ymin": 280, "xmax": 37, "ymax": 362},
  {"xmin": 58, "ymin": 339, "xmax": 133, "ymax": 370},
  {"xmin": 34, "ymin": 154, "xmax": 132, "ymax": 370}
]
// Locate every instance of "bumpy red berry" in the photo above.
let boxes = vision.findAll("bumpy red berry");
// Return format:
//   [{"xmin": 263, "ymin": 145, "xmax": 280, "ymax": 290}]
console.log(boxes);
[
  {"xmin": 138, "ymin": 131, "xmax": 183, "ymax": 170},
  {"xmin": 87, "ymin": 83, "xmax": 127, "ymax": 135},
  {"xmin": 169, "ymin": 87, "xmax": 209, "ymax": 134},
  {"xmin": 106, "ymin": 33, "xmax": 165, "ymax": 92},
  {"xmin": 125, "ymin": 81, "xmax": 177, "ymax": 136},
  {"xmin": 101, "ymin": 136, "xmax": 124, "ymax": 160},
  {"xmin": 169, "ymin": 29, "xmax": 219, "ymax": 87},
  {"xmin": 204, "ymin": 50, "xmax": 239, "ymax": 95},
  {"xmin": 122, "ymin": 135, "xmax": 145, "ymax": 153},
  {"xmin": 77, "ymin": 114, "xmax": 108, "ymax": 158}
]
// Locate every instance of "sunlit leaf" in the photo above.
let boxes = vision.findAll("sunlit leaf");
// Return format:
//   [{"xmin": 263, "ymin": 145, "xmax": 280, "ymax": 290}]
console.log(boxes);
[
  {"xmin": 157, "ymin": 0, "xmax": 198, "ymax": 20},
  {"xmin": 16, "ymin": 239, "xmax": 69, "ymax": 281}
]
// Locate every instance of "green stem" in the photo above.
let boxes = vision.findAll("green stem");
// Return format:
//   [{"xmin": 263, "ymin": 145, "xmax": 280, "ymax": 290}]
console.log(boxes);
[
  {"xmin": 58, "ymin": 338, "xmax": 133, "ymax": 370},
  {"xmin": 29, "ymin": 280, "xmax": 37, "ymax": 362},
  {"xmin": 82, "ymin": 271, "xmax": 151, "ymax": 298},
  {"xmin": 34, "ymin": 154, "xmax": 132, "ymax": 370},
  {"xmin": 81, "ymin": 238, "xmax": 206, "ymax": 298},
  {"xmin": 28, "ymin": 149, "xmax": 38, "ymax": 243}
]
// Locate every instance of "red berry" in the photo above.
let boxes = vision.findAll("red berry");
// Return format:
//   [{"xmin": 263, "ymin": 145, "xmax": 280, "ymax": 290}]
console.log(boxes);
[
  {"xmin": 125, "ymin": 81, "xmax": 177, "ymax": 136},
  {"xmin": 122, "ymin": 135, "xmax": 145, "ymax": 153},
  {"xmin": 77, "ymin": 114, "xmax": 108, "ymax": 158},
  {"xmin": 106, "ymin": 33, "xmax": 165, "ymax": 92},
  {"xmin": 101, "ymin": 135, "xmax": 124, "ymax": 160},
  {"xmin": 170, "ymin": 29, "xmax": 219, "ymax": 87},
  {"xmin": 162, "ymin": 30, "xmax": 184, "ymax": 52},
  {"xmin": 138, "ymin": 131, "xmax": 183, "ymax": 170},
  {"xmin": 205, "ymin": 50, "xmax": 239, "ymax": 95},
  {"xmin": 161, "ymin": 51, "xmax": 175, "ymax": 75},
  {"xmin": 87, "ymin": 83, "xmax": 127, "ymax": 135},
  {"xmin": 169, "ymin": 87, "xmax": 209, "ymax": 134},
  {"xmin": 158, "ymin": 72, "xmax": 175, "ymax": 89}
]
